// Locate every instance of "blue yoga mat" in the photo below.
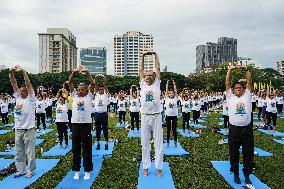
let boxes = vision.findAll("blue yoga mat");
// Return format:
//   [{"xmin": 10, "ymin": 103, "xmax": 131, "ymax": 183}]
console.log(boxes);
[
  {"xmin": 254, "ymin": 122, "xmax": 263, "ymax": 126},
  {"xmin": 218, "ymin": 122, "xmax": 224, "ymax": 126},
  {"xmin": 0, "ymin": 130, "xmax": 12, "ymax": 135},
  {"xmin": 137, "ymin": 162, "xmax": 175, "ymax": 189},
  {"xmin": 257, "ymin": 129, "xmax": 284, "ymax": 137},
  {"xmin": 218, "ymin": 129, "xmax": 229, "ymax": 135},
  {"xmin": 190, "ymin": 123, "xmax": 207, "ymax": 129},
  {"xmin": 211, "ymin": 161, "xmax": 270, "ymax": 189},
  {"xmin": 190, "ymin": 118, "xmax": 205, "ymax": 123},
  {"xmin": 239, "ymin": 147, "xmax": 273, "ymax": 157},
  {"xmin": 55, "ymin": 156, "xmax": 103, "ymax": 189},
  {"xmin": 0, "ymin": 139, "xmax": 45, "ymax": 156},
  {"xmin": 42, "ymin": 141, "xmax": 72, "ymax": 156},
  {"xmin": 0, "ymin": 159, "xmax": 60, "ymax": 189},
  {"xmin": 3, "ymin": 123, "xmax": 14, "ymax": 127},
  {"xmin": 223, "ymin": 138, "xmax": 228, "ymax": 144},
  {"xmin": 55, "ymin": 132, "xmax": 72, "ymax": 137},
  {"xmin": 163, "ymin": 140, "xmax": 189, "ymax": 156},
  {"xmin": 217, "ymin": 118, "xmax": 224, "ymax": 121},
  {"xmin": 92, "ymin": 141, "xmax": 115, "ymax": 157},
  {"xmin": 128, "ymin": 128, "xmax": 141, "ymax": 138},
  {"xmin": 177, "ymin": 129, "xmax": 200, "ymax": 138},
  {"xmin": 272, "ymin": 139, "xmax": 284, "ymax": 145},
  {"xmin": 0, "ymin": 158, "xmax": 14, "ymax": 171},
  {"xmin": 36, "ymin": 129, "xmax": 54, "ymax": 137},
  {"xmin": 116, "ymin": 121, "xmax": 128, "ymax": 128}
]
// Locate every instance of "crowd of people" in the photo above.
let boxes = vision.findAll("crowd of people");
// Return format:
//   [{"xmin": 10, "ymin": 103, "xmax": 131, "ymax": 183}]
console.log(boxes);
[{"xmin": 1, "ymin": 52, "xmax": 283, "ymax": 187}]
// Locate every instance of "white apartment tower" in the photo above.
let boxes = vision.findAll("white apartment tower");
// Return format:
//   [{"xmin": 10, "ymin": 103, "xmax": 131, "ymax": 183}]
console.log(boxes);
[
  {"xmin": 114, "ymin": 31, "xmax": 154, "ymax": 76},
  {"xmin": 38, "ymin": 28, "xmax": 77, "ymax": 73}
]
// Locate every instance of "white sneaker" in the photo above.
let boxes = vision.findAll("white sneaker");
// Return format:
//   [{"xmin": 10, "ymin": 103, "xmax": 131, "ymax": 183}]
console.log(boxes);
[
  {"xmin": 84, "ymin": 172, "xmax": 90, "ymax": 180},
  {"xmin": 73, "ymin": 171, "xmax": 80, "ymax": 180},
  {"xmin": 36, "ymin": 129, "xmax": 40, "ymax": 133}
]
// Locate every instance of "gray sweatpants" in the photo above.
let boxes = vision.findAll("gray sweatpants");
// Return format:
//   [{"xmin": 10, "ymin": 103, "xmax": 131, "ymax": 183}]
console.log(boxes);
[{"xmin": 15, "ymin": 128, "xmax": 36, "ymax": 173}]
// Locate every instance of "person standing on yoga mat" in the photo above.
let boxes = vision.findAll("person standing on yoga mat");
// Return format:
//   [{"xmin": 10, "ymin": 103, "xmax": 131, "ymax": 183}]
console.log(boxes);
[
  {"xmin": 9, "ymin": 65, "xmax": 36, "ymax": 178},
  {"xmin": 225, "ymin": 64, "xmax": 253, "ymax": 185},
  {"xmin": 140, "ymin": 51, "xmax": 163, "ymax": 177},
  {"xmin": 69, "ymin": 66, "xmax": 95, "ymax": 180},
  {"xmin": 94, "ymin": 75, "xmax": 110, "ymax": 151}
]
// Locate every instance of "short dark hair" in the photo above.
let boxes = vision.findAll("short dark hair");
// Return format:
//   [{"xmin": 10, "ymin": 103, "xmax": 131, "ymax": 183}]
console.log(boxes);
[{"xmin": 233, "ymin": 82, "xmax": 245, "ymax": 89}]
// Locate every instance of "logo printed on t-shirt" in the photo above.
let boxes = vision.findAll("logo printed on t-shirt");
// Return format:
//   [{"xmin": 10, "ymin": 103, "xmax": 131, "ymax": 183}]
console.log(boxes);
[
  {"xmin": 169, "ymin": 102, "xmax": 174, "ymax": 109},
  {"xmin": 145, "ymin": 91, "xmax": 154, "ymax": 102},
  {"xmin": 15, "ymin": 104, "xmax": 23, "ymax": 117},
  {"xmin": 235, "ymin": 102, "xmax": 246, "ymax": 115},
  {"xmin": 76, "ymin": 100, "xmax": 85, "ymax": 112},
  {"xmin": 98, "ymin": 99, "xmax": 104, "ymax": 107}
]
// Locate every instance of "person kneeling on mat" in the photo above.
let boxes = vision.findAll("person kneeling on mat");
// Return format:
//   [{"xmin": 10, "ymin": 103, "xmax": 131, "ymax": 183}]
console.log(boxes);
[
  {"xmin": 140, "ymin": 51, "xmax": 163, "ymax": 177},
  {"xmin": 225, "ymin": 64, "xmax": 254, "ymax": 185},
  {"xmin": 69, "ymin": 66, "xmax": 95, "ymax": 180}
]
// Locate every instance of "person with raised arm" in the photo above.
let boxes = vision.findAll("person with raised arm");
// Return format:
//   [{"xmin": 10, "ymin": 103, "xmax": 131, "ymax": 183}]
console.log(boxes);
[
  {"xmin": 69, "ymin": 66, "xmax": 95, "ymax": 180},
  {"xmin": 140, "ymin": 51, "xmax": 163, "ymax": 177},
  {"xmin": 225, "ymin": 64, "xmax": 254, "ymax": 185},
  {"xmin": 9, "ymin": 65, "xmax": 36, "ymax": 178}
]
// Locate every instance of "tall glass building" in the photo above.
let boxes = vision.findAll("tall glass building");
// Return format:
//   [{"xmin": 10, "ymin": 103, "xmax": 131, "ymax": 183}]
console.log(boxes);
[{"xmin": 80, "ymin": 47, "xmax": 107, "ymax": 75}]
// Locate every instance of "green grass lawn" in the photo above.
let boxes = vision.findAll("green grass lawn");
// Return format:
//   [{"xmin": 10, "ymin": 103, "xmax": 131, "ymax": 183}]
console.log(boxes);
[{"xmin": 0, "ymin": 111, "xmax": 283, "ymax": 189}]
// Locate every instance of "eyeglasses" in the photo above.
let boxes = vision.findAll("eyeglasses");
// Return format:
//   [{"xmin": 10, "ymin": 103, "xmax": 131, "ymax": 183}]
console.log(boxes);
[{"xmin": 146, "ymin": 75, "xmax": 153, "ymax": 76}]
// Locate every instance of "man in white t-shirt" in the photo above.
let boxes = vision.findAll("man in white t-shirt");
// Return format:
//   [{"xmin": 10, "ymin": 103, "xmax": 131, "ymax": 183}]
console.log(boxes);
[
  {"xmin": 69, "ymin": 66, "xmax": 95, "ymax": 180},
  {"xmin": 9, "ymin": 65, "xmax": 36, "ymax": 179},
  {"xmin": 94, "ymin": 75, "xmax": 110, "ymax": 150},
  {"xmin": 225, "ymin": 65, "xmax": 253, "ymax": 185},
  {"xmin": 140, "ymin": 52, "xmax": 163, "ymax": 177}
]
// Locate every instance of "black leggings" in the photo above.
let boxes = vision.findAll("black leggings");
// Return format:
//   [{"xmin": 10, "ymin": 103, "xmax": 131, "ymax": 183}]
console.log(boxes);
[
  {"xmin": 36, "ymin": 113, "xmax": 46, "ymax": 129},
  {"xmin": 257, "ymin": 107, "xmax": 262, "ymax": 119},
  {"xmin": 113, "ymin": 103, "xmax": 118, "ymax": 113},
  {"xmin": 166, "ymin": 116, "xmax": 177, "ymax": 143},
  {"xmin": 130, "ymin": 112, "xmax": 139, "ymax": 130},
  {"xmin": 277, "ymin": 104, "xmax": 283, "ymax": 113},
  {"xmin": 182, "ymin": 112, "xmax": 190, "ymax": 130},
  {"xmin": 266, "ymin": 112, "xmax": 277, "ymax": 127},
  {"xmin": 1, "ymin": 113, "xmax": 9, "ymax": 125},
  {"xmin": 119, "ymin": 111, "xmax": 126, "ymax": 123},
  {"xmin": 192, "ymin": 110, "xmax": 200, "ymax": 124},
  {"xmin": 56, "ymin": 122, "xmax": 68, "ymax": 145},
  {"xmin": 223, "ymin": 115, "xmax": 229, "ymax": 128}
]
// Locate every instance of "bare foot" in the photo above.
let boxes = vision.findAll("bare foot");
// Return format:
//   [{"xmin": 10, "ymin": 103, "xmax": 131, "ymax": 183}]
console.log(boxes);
[
  {"xmin": 143, "ymin": 169, "xmax": 148, "ymax": 176},
  {"xmin": 157, "ymin": 170, "xmax": 163, "ymax": 177}
]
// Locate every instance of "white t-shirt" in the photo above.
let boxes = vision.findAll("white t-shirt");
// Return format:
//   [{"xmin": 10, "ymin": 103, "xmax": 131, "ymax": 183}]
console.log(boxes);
[
  {"xmin": 191, "ymin": 100, "xmax": 201, "ymax": 111},
  {"xmin": 181, "ymin": 99, "xmax": 191, "ymax": 113},
  {"xmin": 266, "ymin": 98, "xmax": 277, "ymax": 113},
  {"xmin": 227, "ymin": 89, "xmax": 252, "ymax": 126},
  {"xmin": 55, "ymin": 102, "xmax": 69, "ymax": 123},
  {"xmin": 14, "ymin": 91, "xmax": 36, "ymax": 129},
  {"xmin": 140, "ymin": 78, "xmax": 161, "ymax": 114},
  {"xmin": 277, "ymin": 96, "xmax": 283, "ymax": 104},
  {"xmin": 129, "ymin": 98, "xmax": 140, "ymax": 112},
  {"xmin": 0, "ymin": 101, "xmax": 9, "ymax": 113},
  {"xmin": 257, "ymin": 98, "xmax": 264, "ymax": 108},
  {"xmin": 251, "ymin": 95, "xmax": 257, "ymax": 103},
  {"xmin": 263, "ymin": 98, "xmax": 268, "ymax": 107},
  {"xmin": 165, "ymin": 97, "xmax": 178, "ymax": 116},
  {"xmin": 71, "ymin": 91, "xmax": 93, "ymax": 124},
  {"xmin": 94, "ymin": 92, "xmax": 109, "ymax": 113},
  {"xmin": 46, "ymin": 98, "xmax": 53, "ymax": 107},
  {"xmin": 117, "ymin": 100, "xmax": 126, "ymax": 112},
  {"xmin": 35, "ymin": 100, "xmax": 47, "ymax": 114}
]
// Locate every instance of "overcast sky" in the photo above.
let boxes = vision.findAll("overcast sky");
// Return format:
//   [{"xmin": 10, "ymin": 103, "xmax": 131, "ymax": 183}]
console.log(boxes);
[{"xmin": 0, "ymin": 0, "xmax": 283, "ymax": 75}]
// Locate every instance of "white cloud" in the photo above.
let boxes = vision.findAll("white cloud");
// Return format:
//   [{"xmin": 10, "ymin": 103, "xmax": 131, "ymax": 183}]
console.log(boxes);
[{"xmin": 0, "ymin": 0, "xmax": 283, "ymax": 75}]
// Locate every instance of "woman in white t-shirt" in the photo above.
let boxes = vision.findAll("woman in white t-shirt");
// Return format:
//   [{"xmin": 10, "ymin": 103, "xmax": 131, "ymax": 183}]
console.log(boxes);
[
  {"xmin": 129, "ymin": 86, "xmax": 140, "ymax": 133},
  {"xmin": 257, "ymin": 93, "xmax": 264, "ymax": 120},
  {"xmin": 191, "ymin": 95, "xmax": 201, "ymax": 124},
  {"xmin": 181, "ymin": 92, "xmax": 191, "ymax": 133},
  {"xmin": 261, "ymin": 93, "xmax": 268, "ymax": 122},
  {"xmin": 35, "ymin": 93, "xmax": 47, "ymax": 132},
  {"xmin": 117, "ymin": 94, "xmax": 127, "ymax": 126},
  {"xmin": 165, "ymin": 80, "xmax": 178, "ymax": 148},
  {"xmin": 266, "ymin": 92, "xmax": 277, "ymax": 131},
  {"xmin": 0, "ymin": 94, "xmax": 9, "ymax": 125},
  {"xmin": 55, "ymin": 92, "xmax": 69, "ymax": 148}
]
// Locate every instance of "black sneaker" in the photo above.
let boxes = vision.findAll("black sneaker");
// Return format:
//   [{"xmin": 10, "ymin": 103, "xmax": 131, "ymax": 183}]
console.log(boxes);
[
  {"xmin": 105, "ymin": 143, "xmax": 108, "ymax": 150},
  {"xmin": 245, "ymin": 174, "xmax": 252, "ymax": 184},
  {"xmin": 96, "ymin": 143, "xmax": 100, "ymax": 150},
  {"xmin": 234, "ymin": 173, "xmax": 241, "ymax": 184}
]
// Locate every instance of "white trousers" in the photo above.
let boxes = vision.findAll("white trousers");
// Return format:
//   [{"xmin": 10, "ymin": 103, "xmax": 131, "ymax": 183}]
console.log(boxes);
[{"xmin": 141, "ymin": 113, "xmax": 163, "ymax": 170}]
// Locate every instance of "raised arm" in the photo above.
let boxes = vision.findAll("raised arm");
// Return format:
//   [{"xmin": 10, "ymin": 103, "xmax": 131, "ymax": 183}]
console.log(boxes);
[
  {"xmin": 16, "ymin": 66, "xmax": 33, "ymax": 96},
  {"xmin": 69, "ymin": 68, "xmax": 79, "ymax": 93},
  {"xmin": 173, "ymin": 80, "xmax": 177, "ymax": 96},
  {"xmin": 154, "ymin": 52, "xmax": 161, "ymax": 80},
  {"xmin": 225, "ymin": 67, "xmax": 234, "ymax": 93},
  {"xmin": 245, "ymin": 70, "xmax": 253, "ymax": 92},
  {"xmin": 140, "ymin": 53, "xmax": 146, "ymax": 80},
  {"xmin": 103, "ymin": 75, "xmax": 108, "ymax": 93},
  {"xmin": 166, "ymin": 80, "xmax": 169, "ymax": 96},
  {"xmin": 9, "ymin": 68, "xmax": 18, "ymax": 93},
  {"xmin": 81, "ymin": 66, "xmax": 95, "ymax": 94}
]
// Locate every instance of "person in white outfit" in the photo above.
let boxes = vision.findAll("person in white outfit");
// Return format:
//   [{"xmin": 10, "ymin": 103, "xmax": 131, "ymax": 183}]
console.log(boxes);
[{"xmin": 139, "ymin": 51, "xmax": 163, "ymax": 177}]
